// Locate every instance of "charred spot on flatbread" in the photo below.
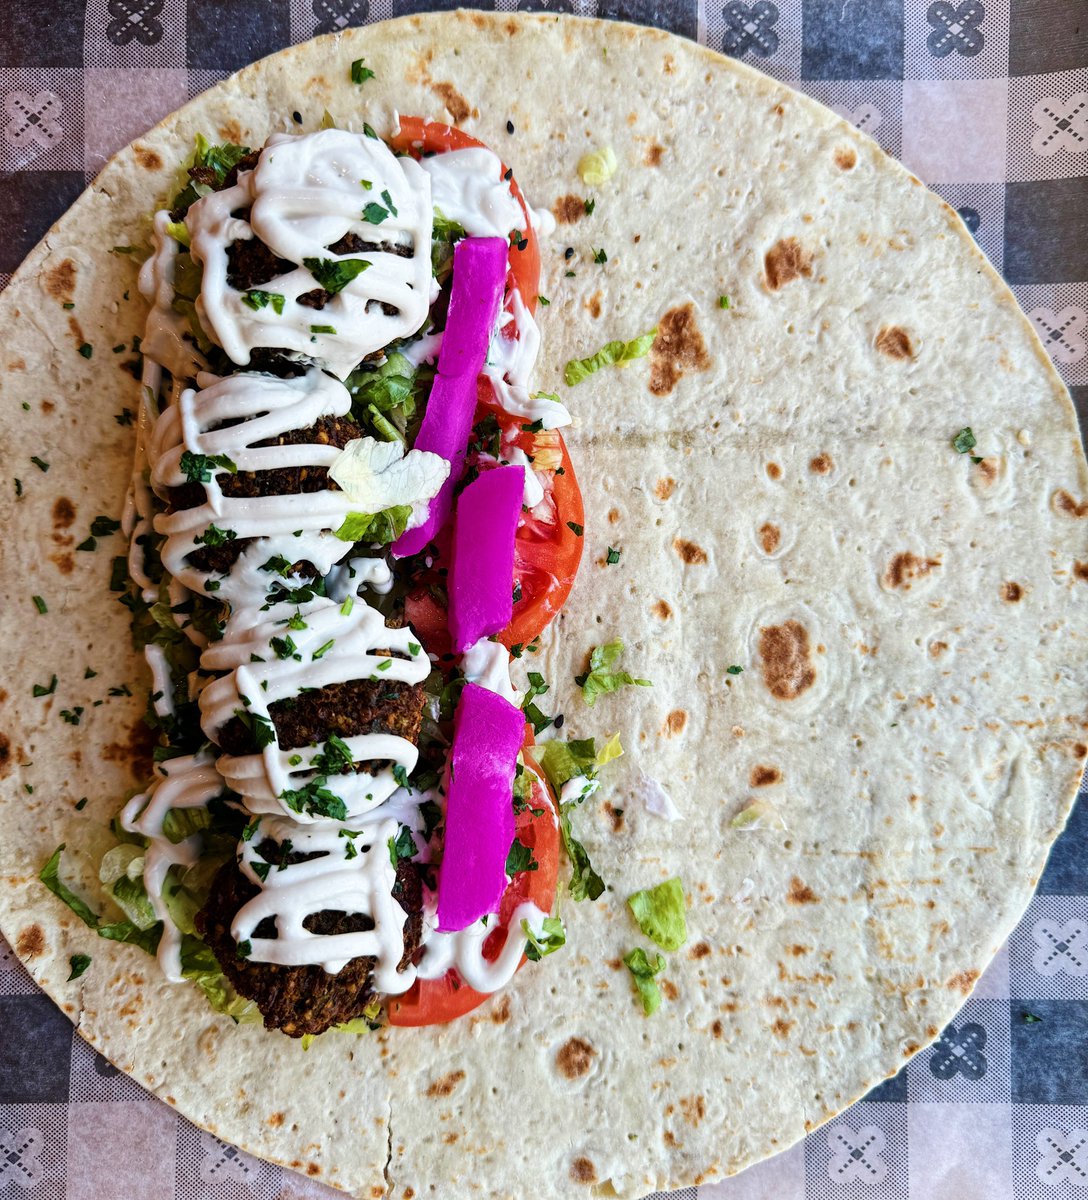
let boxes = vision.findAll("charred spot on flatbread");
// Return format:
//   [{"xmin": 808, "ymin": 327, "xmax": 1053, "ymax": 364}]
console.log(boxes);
[
  {"xmin": 648, "ymin": 303, "xmax": 710, "ymax": 397},
  {"xmin": 834, "ymin": 146, "xmax": 857, "ymax": 171},
  {"xmin": 763, "ymin": 237, "xmax": 813, "ymax": 291},
  {"xmin": 758, "ymin": 622, "xmax": 816, "ymax": 700},
  {"xmin": 1053, "ymin": 489, "xmax": 1088, "ymax": 518},
  {"xmin": 673, "ymin": 537, "xmax": 707, "ymax": 565},
  {"xmin": 1002, "ymin": 581, "xmax": 1024, "ymax": 602},
  {"xmin": 556, "ymin": 1037, "xmax": 597, "ymax": 1079},
  {"xmin": 552, "ymin": 195, "xmax": 586, "ymax": 224},
  {"xmin": 882, "ymin": 552, "xmax": 940, "ymax": 591},
  {"xmin": 809, "ymin": 453, "xmax": 833, "ymax": 474},
  {"xmin": 875, "ymin": 326, "xmax": 914, "ymax": 360}
]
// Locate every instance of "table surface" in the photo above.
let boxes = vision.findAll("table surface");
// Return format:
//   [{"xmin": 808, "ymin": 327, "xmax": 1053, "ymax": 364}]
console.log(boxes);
[{"xmin": 1, "ymin": 3, "xmax": 1086, "ymax": 1198}]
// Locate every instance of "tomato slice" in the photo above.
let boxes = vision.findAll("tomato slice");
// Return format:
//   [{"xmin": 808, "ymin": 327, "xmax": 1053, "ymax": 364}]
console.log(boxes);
[
  {"xmin": 392, "ymin": 116, "xmax": 541, "ymax": 315},
  {"xmin": 387, "ymin": 731, "xmax": 559, "ymax": 1026}
]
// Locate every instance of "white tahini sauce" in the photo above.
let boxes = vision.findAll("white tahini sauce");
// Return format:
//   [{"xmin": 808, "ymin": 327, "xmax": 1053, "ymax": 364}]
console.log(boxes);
[
  {"xmin": 123, "ymin": 126, "xmax": 568, "ymax": 1001},
  {"xmin": 421, "ymin": 147, "xmax": 526, "ymax": 241},
  {"xmin": 187, "ymin": 129, "xmax": 435, "ymax": 379}
]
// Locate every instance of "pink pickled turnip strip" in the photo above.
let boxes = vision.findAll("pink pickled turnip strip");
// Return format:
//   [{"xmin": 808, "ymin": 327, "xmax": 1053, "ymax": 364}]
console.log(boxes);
[
  {"xmin": 392, "ymin": 236, "xmax": 508, "ymax": 559},
  {"xmin": 448, "ymin": 465, "xmax": 524, "ymax": 653},
  {"xmin": 436, "ymin": 682, "xmax": 525, "ymax": 931}
]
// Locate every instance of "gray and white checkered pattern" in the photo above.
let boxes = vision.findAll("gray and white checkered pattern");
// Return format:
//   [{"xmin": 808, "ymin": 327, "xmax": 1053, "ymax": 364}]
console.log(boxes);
[{"xmin": 1, "ymin": 2, "xmax": 1085, "ymax": 1197}]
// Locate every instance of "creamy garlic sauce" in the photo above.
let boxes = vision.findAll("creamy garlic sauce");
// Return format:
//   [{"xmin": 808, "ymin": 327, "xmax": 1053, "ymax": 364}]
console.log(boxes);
[
  {"xmin": 120, "ymin": 752, "xmax": 224, "ymax": 981},
  {"xmin": 199, "ymin": 592, "xmax": 430, "ymax": 818},
  {"xmin": 147, "ymin": 366, "xmax": 359, "ymax": 598},
  {"xmin": 415, "ymin": 901, "xmax": 547, "ymax": 992},
  {"xmin": 187, "ymin": 129, "xmax": 435, "ymax": 380},
  {"xmin": 420, "ymin": 148, "xmax": 526, "ymax": 241},
  {"xmin": 484, "ymin": 290, "xmax": 570, "ymax": 430},
  {"xmin": 124, "ymin": 128, "xmax": 565, "ymax": 998},
  {"xmin": 461, "ymin": 637, "xmax": 521, "ymax": 706}
]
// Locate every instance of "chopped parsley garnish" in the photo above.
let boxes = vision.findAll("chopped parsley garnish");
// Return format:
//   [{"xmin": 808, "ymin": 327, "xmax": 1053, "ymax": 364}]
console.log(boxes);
[
  {"xmin": 33, "ymin": 675, "xmax": 58, "ymax": 697},
  {"xmin": 84, "ymin": 667, "xmax": 97, "ymax": 679},
  {"xmin": 78, "ymin": 343, "xmax": 93, "ymax": 359},
  {"xmin": 387, "ymin": 825, "xmax": 416, "ymax": 867},
  {"xmin": 74, "ymin": 797, "xmax": 88, "ymax": 810},
  {"xmin": 538, "ymin": 294, "xmax": 551, "ymax": 306},
  {"xmin": 363, "ymin": 200, "xmax": 392, "ymax": 225},
  {"xmin": 523, "ymin": 700, "xmax": 552, "ymax": 735},
  {"xmin": 362, "ymin": 122, "xmax": 379, "ymax": 139},
  {"xmin": 280, "ymin": 778, "xmax": 347, "ymax": 821},
  {"xmin": 60, "ymin": 707, "xmax": 84, "ymax": 726},
  {"xmin": 241, "ymin": 290, "xmax": 285, "ymax": 314},
  {"xmin": 567, "ymin": 521, "xmax": 584, "ymax": 537},
  {"xmin": 236, "ymin": 939, "xmax": 252, "ymax": 960},
  {"xmin": 523, "ymin": 670, "xmax": 549, "ymax": 705},
  {"xmin": 592, "ymin": 247, "xmax": 608, "ymax": 264},
  {"xmin": 506, "ymin": 838, "xmax": 538, "ymax": 875},
  {"xmin": 181, "ymin": 451, "xmax": 238, "ymax": 482},
  {"xmin": 627, "ymin": 877, "xmax": 687, "ymax": 951},
  {"xmin": 606, "ymin": 547, "xmax": 621, "ymax": 564},
  {"xmin": 270, "ymin": 634, "xmax": 299, "ymax": 660},
  {"xmin": 575, "ymin": 640, "xmax": 651, "ymax": 706},
  {"xmin": 90, "ymin": 515, "xmax": 122, "ymax": 537},
  {"xmin": 584, "ymin": 197, "xmax": 596, "ymax": 216},
  {"xmin": 232, "ymin": 707, "xmax": 275, "ymax": 750},
  {"xmin": 13, "ymin": 479, "xmax": 22, "ymax": 497},
  {"xmin": 310, "ymin": 732, "xmax": 354, "ymax": 775},
  {"xmin": 420, "ymin": 800, "xmax": 443, "ymax": 840},
  {"xmin": 67, "ymin": 953, "xmax": 92, "ymax": 982},
  {"xmin": 312, "ymin": 639, "xmax": 335, "ymax": 660},
  {"xmin": 624, "ymin": 947, "xmax": 666, "ymax": 1015},
  {"xmin": 194, "ymin": 524, "xmax": 236, "ymax": 547},
  {"xmin": 350, "ymin": 58, "xmax": 375, "ymax": 84},
  {"xmin": 30, "ymin": 456, "xmax": 49, "ymax": 472},
  {"xmin": 78, "ymin": 537, "xmax": 97, "ymax": 553},
  {"xmin": 303, "ymin": 256, "xmax": 371, "ymax": 294},
  {"xmin": 564, "ymin": 330, "xmax": 657, "ymax": 387},
  {"xmin": 115, "ymin": 408, "xmax": 135, "ymax": 427},
  {"xmin": 523, "ymin": 915, "xmax": 566, "ymax": 961},
  {"xmin": 392, "ymin": 763, "xmax": 410, "ymax": 789},
  {"xmin": 718, "ymin": 294, "xmax": 731, "ymax": 309},
  {"xmin": 952, "ymin": 427, "xmax": 977, "ymax": 454},
  {"xmin": 376, "ymin": 658, "xmax": 392, "ymax": 672},
  {"xmin": 340, "ymin": 596, "xmax": 355, "ymax": 617},
  {"xmin": 310, "ymin": 323, "xmax": 337, "ymax": 335},
  {"xmin": 726, "ymin": 664, "xmax": 744, "ymax": 675},
  {"xmin": 32, "ymin": 595, "xmax": 47, "ymax": 614},
  {"xmin": 251, "ymin": 861, "xmax": 271, "ymax": 882}
]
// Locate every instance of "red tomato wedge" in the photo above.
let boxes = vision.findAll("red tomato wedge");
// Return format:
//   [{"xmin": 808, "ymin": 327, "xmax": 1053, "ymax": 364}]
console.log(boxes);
[
  {"xmin": 391, "ymin": 116, "xmax": 541, "ymax": 315},
  {"xmin": 387, "ymin": 732, "xmax": 559, "ymax": 1026}
]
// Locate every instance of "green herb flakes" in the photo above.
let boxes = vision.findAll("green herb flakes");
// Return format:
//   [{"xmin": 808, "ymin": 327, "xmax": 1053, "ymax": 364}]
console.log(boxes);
[
  {"xmin": 242, "ymin": 290, "xmax": 286, "ymax": 314},
  {"xmin": 303, "ymin": 257, "xmax": 371, "ymax": 294},
  {"xmin": 952, "ymin": 427, "xmax": 977, "ymax": 454},
  {"xmin": 32, "ymin": 595, "xmax": 47, "ymax": 614},
  {"xmin": 350, "ymin": 58, "xmax": 375, "ymax": 84},
  {"xmin": 78, "ymin": 343, "xmax": 93, "ymax": 359},
  {"xmin": 67, "ymin": 953, "xmax": 92, "ymax": 982},
  {"xmin": 33, "ymin": 675, "xmax": 58, "ymax": 697}
]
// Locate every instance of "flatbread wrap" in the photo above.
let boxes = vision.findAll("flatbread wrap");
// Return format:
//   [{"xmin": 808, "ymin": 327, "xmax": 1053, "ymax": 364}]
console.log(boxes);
[{"xmin": 1, "ymin": 11, "xmax": 1086, "ymax": 1198}]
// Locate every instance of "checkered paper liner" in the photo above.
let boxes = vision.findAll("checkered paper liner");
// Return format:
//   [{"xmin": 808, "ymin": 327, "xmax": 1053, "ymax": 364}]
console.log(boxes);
[{"xmin": 0, "ymin": 3, "xmax": 1085, "ymax": 1198}]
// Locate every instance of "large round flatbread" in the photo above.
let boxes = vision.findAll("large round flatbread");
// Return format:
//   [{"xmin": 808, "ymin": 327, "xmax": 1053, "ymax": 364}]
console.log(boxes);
[{"xmin": 1, "ymin": 11, "xmax": 1085, "ymax": 1197}]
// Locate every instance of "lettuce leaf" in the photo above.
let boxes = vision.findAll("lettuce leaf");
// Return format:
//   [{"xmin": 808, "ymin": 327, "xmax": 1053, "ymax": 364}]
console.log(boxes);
[
  {"xmin": 627, "ymin": 877, "xmax": 687, "ymax": 951},
  {"xmin": 624, "ymin": 947, "xmax": 666, "ymax": 1015},
  {"xmin": 575, "ymin": 640, "xmax": 651, "ymax": 707},
  {"xmin": 40, "ymin": 845, "xmax": 99, "ymax": 928}
]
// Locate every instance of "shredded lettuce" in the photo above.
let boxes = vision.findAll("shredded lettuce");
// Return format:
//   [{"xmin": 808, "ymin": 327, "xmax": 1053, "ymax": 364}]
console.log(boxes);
[
  {"xmin": 558, "ymin": 807, "xmax": 605, "ymax": 902},
  {"xmin": 627, "ymin": 877, "xmax": 687, "ymax": 951},
  {"xmin": 563, "ymin": 331, "xmax": 656, "ymax": 387},
  {"xmin": 523, "ymin": 915, "xmax": 567, "ymax": 961},
  {"xmin": 577, "ymin": 146, "xmax": 618, "ymax": 187},
  {"xmin": 624, "ymin": 947, "xmax": 667, "ymax": 1015},
  {"xmin": 40, "ymin": 845, "xmax": 99, "ymax": 928},
  {"xmin": 537, "ymin": 738, "xmax": 599, "ymax": 791},
  {"xmin": 730, "ymin": 799, "xmax": 787, "ymax": 831},
  {"xmin": 575, "ymin": 640, "xmax": 652, "ymax": 707},
  {"xmin": 334, "ymin": 505, "xmax": 412, "ymax": 545}
]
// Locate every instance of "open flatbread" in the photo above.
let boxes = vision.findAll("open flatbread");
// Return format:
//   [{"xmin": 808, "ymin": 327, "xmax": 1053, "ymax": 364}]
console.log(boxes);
[{"xmin": 1, "ymin": 11, "xmax": 1086, "ymax": 1197}]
